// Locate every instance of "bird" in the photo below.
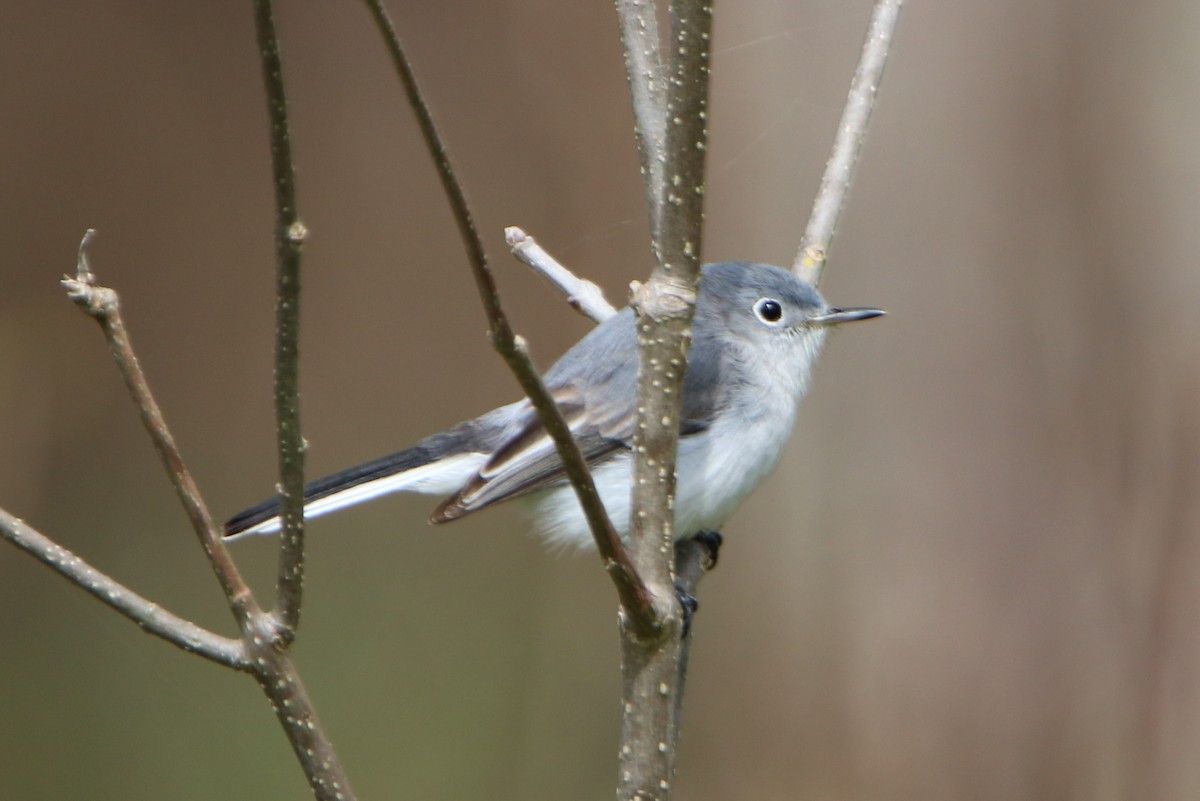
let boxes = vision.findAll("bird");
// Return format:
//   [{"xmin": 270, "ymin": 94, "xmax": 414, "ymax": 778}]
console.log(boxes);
[{"xmin": 224, "ymin": 262, "xmax": 883, "ymax": 549}]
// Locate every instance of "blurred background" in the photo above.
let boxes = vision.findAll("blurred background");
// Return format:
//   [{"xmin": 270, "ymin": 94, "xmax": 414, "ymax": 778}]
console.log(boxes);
[{"xmin": 3, "ymin": 1, "xmax": 1199, "ymax": 799}]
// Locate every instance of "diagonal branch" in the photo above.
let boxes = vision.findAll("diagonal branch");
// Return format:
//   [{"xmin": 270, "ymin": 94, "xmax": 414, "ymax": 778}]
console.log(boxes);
[
  {"xmin": 505, "ymin": 226, "xmax": 617, "ymax": 323},
  {"xmin": 793, "ymin": 0, "xmax": 903, "ymax": 285},
  {"xmin": 0, "ymin": 508, "xmax": 248, "ymax": 670},
  {"xmin": 615, "ymin": 0, "xmax": 668, "ymax": 241},
  {"xmin": 62, "ymin": 231, "xmax": 255, "ymax": 628},
  {"xmin": 360, "ymin": 0, "xmax": 654, "ymax": 620},
  {"xmin": 253, "ymin": 0, "xmax": 309, "ymax": 637}
]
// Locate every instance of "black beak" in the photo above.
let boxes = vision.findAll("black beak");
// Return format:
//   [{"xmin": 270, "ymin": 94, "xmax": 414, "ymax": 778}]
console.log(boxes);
[{"xmin": 809, "ymin": 307, "xmax": 886, "ymax": 325}]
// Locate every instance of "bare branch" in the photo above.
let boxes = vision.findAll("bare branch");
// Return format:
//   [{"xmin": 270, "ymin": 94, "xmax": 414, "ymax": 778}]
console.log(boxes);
[
  {"xmin": 0, "ymin": 508, "xmax": 248, "ymax": 670},
  {"xmin": 505, "ymin": 226, "xmax": 617, "ymax": 323},
  {"xmin": 242, "ymin": 614, "xmax": 353, "ymax": 801},
  {"xmin": 361, "ymin": 0, "xmax": 654, "ymax": 620},
  {"xmin": 253, "ymin": 0, "xmax": 309, "ymax": 637},
  {"xmin": 61, "ymin": 232, "xmax": 255, "ymax": 628},
  {"xmin": 793, "ymin": 0, "xmax": 903, "ymax": 285},
  {"xmin": 58, "ymin": 231, "xmax": 356, "ymax": 799},
  {"xmin": 618, "ymin": 0, "xmax": 714, "ymax": 796},
  {"xmin": 627, "ymin": 0, "xmax": 713, "ymax": 610},
  {"xmin": 615, "ymin": 0, "xmax": 668, "ymax": 240}
]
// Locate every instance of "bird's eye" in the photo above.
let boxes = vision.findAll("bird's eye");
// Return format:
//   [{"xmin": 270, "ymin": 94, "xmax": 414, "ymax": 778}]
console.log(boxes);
[{"xmin": 754, "ymin": 298, "xmax": 784, "ymax": 324}]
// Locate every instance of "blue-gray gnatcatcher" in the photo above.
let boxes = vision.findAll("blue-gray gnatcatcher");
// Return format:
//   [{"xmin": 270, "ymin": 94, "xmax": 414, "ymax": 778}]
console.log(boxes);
[{"xmin": 224, "ymin": 262, "xmax": 882, "ymax": 548}]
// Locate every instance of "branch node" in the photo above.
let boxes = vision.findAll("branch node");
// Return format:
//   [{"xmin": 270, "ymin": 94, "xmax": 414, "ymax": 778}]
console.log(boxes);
[
  {"xmin": 62, "ymin": 277, "xmax": 119, "ymax": 318},
  {"xmin": 62, "ymin": 229, "xmax": 120, "ymax": 318},
  {"xmin": 632, "ymin": 279, "xmax": 696, "ymax": 322},
  {"xmin": 794, "ymin": 244, "xmax": 825, "ymax": 284},
  {"xmin": 285, "ymin": 220, "xmax": 309, "ymax": 244},
  {"xmin": 268, "ymin": 612, "xmax": 297, "ymax": 650}
]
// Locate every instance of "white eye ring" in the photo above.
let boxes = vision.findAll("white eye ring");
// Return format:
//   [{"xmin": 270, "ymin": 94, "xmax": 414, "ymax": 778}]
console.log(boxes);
[{"xmin": 753, "ymin": 297, "xmax": 785, "ymax": 325}]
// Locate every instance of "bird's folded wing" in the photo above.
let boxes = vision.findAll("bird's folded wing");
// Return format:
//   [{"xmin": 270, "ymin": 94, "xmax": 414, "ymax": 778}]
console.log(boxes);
[
  {"xmin": 431, "ymin": 303, "xmax": 722, "ymax": 524},
  {"xmin": 430, "ymin": 386, "xmax": 630, "ymax": 522}
]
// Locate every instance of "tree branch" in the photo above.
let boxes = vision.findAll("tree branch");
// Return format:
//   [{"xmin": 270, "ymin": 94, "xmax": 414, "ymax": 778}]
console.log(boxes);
[
  {"xmin": 505, "ymin": 226, "xmax": 617, "ymax": 323},
  {"xmin": 61, "ymin": 231, "xmax": 255, "ymax": 627},
  {"xmin": 61, "ymin": 229, "xmax": 357, "ymax": 800},
  {"xmin": 615, "ymin": 0, "xmax": 668, "ymax": 240},
  {"xmin": 793, "ymin": 0, "xmax": 903, "ymax": 285},
  {"xmin": 618, "ymin": 0, "xmax": 713, "ymax": 796},
  {"xmin": 630, "ymin": 0, "xmax": 712, "ymax": 585},
  {"xmin": 505, "ymin": 231, "xmax": 723, "ymax": 739},
  {"xmin": 247, "ymin": 13, "xmax": 364, "ymax": 797},
  {"xmin": 253, "ymin": 0, "xmax": 309, "ymax": 638},
  {"xmin": 361, "ymin": 0, "xmax": 654, "ymax": 619},
  {"xmin": 0, "ymin": 508, "xmax": 248, "ymax": 670},
  {"xmin": 244, "ymin": 615, "xmax": 355, "ymax": 801}
]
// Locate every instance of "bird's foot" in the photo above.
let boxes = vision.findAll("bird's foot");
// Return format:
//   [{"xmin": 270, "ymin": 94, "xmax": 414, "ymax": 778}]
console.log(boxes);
[{"xmin": 692, "ymin": 529, "xmax": 723, "ymax": 569}]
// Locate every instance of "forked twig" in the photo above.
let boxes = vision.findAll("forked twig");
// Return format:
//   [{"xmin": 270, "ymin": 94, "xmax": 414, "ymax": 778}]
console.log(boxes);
[
  {"xmin": 59, "ymin": 227, "xmax": 355, "ymax": 801},
  {"xmin": 61, "ymin": 231, "xmax": 255, "ymax": 625}
]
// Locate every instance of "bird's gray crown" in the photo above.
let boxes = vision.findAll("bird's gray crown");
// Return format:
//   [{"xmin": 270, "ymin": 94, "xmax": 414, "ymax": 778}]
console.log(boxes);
[{"xmin": 698, "ymin": 261, "xmax": 825, "ymax": 313}]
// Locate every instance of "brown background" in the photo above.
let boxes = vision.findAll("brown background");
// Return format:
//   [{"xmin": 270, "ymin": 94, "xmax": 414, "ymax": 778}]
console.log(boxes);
[{"xmin": 2, "ymin": 2, "xmax": 1199, "ymax": 799}]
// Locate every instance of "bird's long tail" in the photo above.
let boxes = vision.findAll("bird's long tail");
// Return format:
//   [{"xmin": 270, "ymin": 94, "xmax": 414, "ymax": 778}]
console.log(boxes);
[{"xmin": 223, "ymin": 444, "xmax": 486, "ymax": 540}]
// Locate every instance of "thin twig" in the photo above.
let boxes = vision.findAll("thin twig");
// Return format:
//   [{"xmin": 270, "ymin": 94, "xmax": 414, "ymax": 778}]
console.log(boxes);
[
  {"xmin": 62, "ymin": 232, "xmax": 255, "ymax": 628},
  {"xmin": 615, "ymin": 0, "xmax": 668, "ymax": 241},
  {"xmin": 505, "ymin": 226, "xmax": 617, "ymax": 323},
  {"xmin": 253, "ymin": 0, "xmax": 309, "ymax": 637},
  {"xmin": 0, "ymin": 508, "xmax": 249, "ymax": 670},
  {"xmin": 250, "ymin": 7, "xmax": 364, "ymax": 799},
  {"xmin": 793, "ymin": 0, "xmax": 902, "ymax": 285},
  {"xmin": 361, "ymin": 0, "xmax": 654, "ymax": 619}
]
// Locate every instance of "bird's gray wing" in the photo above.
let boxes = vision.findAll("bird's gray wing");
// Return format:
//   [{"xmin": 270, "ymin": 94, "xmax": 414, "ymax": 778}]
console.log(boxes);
[
  {"xmin": 431, "ymin": 305, "xmax": 726, "ymax": 522},
  {"xmin": 430, "ymin": 385, "xmax": 625, "ymax": 522}
]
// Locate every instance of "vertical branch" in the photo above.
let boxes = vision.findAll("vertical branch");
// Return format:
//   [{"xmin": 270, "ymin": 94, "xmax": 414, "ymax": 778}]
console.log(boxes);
[
  {"xmin": 619, "ymin": 0, "xmax": 713, "ymax": 798},
  {"xmin": 253, "ymin": 0, "xmax": 309, "ymax": 636},
  {"xmin": 793, "ymin": 0, "xmax": 903, "ymax": 285},
  {"xmin": 615, "ymin": 0, "xmax": 668, "ymax": 240},
  {"xmin": 628, "ymin": 0, "xmax": 712, "ymax": 603},
  {"xmin": 248, "ymin": 6, "xmax": 361, "ymax": 799}
]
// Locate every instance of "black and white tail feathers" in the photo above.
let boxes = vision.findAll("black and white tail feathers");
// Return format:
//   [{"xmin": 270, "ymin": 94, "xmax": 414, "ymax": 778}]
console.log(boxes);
[{"xmin": 222, "ymin": 423, "xmax": 497, "ymax": 539}]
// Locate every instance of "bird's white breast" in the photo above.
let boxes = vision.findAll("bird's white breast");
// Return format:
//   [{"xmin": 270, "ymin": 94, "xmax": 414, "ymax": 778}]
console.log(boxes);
[{"xmin": 531, "ymin": 328, "xmax": 826, "ymax": 549}]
